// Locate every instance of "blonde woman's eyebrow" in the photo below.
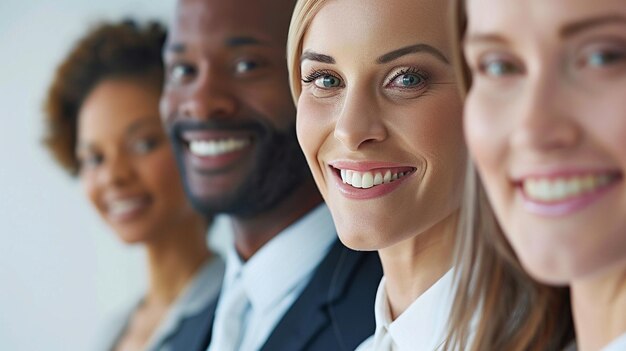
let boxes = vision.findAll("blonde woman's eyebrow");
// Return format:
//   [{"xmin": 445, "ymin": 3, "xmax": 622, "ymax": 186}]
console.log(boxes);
[
  {"xmin": 376, "ymin": 43, "xmax": 449, "ymax": 65},
  {"xmin": 560, "ymin": 14, "xmax": 626, "ymax": 38},
  {"xmin": 301, "ymin": 50, "xmax": 335, "ymax": 64}
]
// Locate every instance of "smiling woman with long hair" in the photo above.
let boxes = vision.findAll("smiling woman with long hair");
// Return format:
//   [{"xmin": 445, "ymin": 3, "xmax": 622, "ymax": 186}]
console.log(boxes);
[
  {"xmin": 288, "ymin": 1, "xmax": 473, "ymax": 349},
  {"xmin": 43, "ymin": 20, "xmax": 224, "ymax": 351},
  {"xmin": 445, "ymin": 0, "xmax": 626, "ymax": 350}
]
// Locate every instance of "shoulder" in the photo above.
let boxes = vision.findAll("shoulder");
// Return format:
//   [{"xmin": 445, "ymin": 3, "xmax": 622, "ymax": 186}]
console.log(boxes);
[{"xmin": 354, "ymin": 335, "xmax": 374, "ymax": 351}]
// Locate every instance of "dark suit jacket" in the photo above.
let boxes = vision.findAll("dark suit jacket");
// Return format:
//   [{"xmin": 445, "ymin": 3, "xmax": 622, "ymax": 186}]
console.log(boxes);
[{"xmin": 167, "ymin": 238, "xmax": 382, "ymax": 351}]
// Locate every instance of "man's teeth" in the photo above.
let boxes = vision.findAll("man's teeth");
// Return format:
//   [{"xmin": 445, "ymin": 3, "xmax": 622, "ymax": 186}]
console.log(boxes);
[
  {"xmin": 189, "ymin": 138, "xmax": 250, "ymax": 157},
  {"xmin": 108, "ymin": 198, "xmax": 146, "ymax": 217},
  {"xmin": 340, "ymin": 169, "xmax": 410, "ymax": 189},
  {"xmin": 523, "ymin": 174, "xmax": 613, "ymax": 202}
]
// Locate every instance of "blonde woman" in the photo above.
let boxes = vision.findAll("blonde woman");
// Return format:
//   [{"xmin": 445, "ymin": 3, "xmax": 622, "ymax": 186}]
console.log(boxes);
[
  {"xmin": 448, "ymin": 0, "xmax": 625, "ymax": 350},
  {"xmin": 288, "ymin": 0, "xmax": 467, "ymax": 349}
]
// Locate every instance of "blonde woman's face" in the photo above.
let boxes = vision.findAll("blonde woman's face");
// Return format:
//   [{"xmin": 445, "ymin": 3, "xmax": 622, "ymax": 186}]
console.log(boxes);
[
  {"xmin": 296, "ymin": 0, "xmax": 465, "ymax": 250},
  {"xmin": 464, "ymin": 0, "xmax": 626, "ymax": 284}
]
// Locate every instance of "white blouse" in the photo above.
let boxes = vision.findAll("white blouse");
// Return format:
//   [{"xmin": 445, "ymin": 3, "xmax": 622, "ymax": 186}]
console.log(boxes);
[
  {"xmin": 603, "ymin": 333, "xmax": 626, "ymax": 351},
  {"xmin": 355, "ymin": 269, "xmax": 455, "ymax": 351}
]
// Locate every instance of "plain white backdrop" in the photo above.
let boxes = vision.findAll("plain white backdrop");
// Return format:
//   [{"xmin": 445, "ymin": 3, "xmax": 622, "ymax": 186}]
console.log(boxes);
[{"xmin": 0, "ymin": 1, "xmax": 218, "ymax": 350}]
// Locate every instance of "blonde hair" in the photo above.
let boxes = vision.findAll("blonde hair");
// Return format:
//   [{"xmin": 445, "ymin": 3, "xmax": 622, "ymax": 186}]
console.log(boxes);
[
  {"xmin": 286, "ymin": 0, "xmax": 328, "ymax": 104},
  {"xmin": 443, "ymin": 0, "xmax": 574, "ymax": 350},
  {"xmin": 287, "ymin": 0, "xmax": 573, "ymax": 349}
]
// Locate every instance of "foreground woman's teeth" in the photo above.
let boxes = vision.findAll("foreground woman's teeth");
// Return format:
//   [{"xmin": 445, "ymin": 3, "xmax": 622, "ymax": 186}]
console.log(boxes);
[
  {"xmin": 189, "ymin": 138, "xmax": 250, "ymax": 157},
  {"xmin": 340, "ymin": 169, "xmax": 409, "ymax": 189},
  {"xmin": 523, "ymin": 174, "xmax": 614, "ymax": 202}
]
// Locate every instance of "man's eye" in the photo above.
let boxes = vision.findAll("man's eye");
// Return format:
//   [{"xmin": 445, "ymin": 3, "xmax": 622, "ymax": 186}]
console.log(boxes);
[
  {"xmin": 169, "ymin": 63, "xmax": 196, "ymax": 82},
  {"xmin": 235, "ymin": 60, "xmax": 261, "ymax": 74}
]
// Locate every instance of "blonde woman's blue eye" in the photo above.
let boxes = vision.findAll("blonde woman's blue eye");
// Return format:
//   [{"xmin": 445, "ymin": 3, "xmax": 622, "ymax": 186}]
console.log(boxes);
[
  {"xmin": 397, "ymin": 74, "xmax": 423, "ymax": 87},
  {"xmin": 314, "ymin": 75, "xmax": 341, "ymax": 88}
]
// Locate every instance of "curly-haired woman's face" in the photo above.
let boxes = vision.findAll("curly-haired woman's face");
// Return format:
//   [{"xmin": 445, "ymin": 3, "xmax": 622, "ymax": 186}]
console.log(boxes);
[
  {"xmin": 463, "ymin": 0, "xmax": 626, "ymax": 284},
  {"xmin": 76, "ymin": 79, "xmax": 202, "ymax": 243}
]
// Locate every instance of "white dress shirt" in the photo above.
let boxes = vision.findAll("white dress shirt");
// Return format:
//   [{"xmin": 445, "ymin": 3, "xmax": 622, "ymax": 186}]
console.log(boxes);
[
  {"xmin": 207, "ymin": 204, "xmax": 336, "ymax": 351},
  {"xmin": 98, "ymin": 256, "xmax": 225, "ymax": 351},
  {"xmin": 603, "ymin": 333, "xmax": 626, "ymax": 351},
  {"xmin": 356, "ymin": 269, "xmax": 455, "ymax": 351}
]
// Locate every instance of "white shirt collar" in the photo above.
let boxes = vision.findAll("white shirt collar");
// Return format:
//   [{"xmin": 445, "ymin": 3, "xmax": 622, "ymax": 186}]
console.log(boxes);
[
  {"xmin": 372, "ymin": 269, "xmax": 455, "ymax": 351},
  {"xmin": 222, "ymin": 204, "xmax": 336, "ymax": 313},
  {"xmin": 602, "ymin": 333, "xmax": 626, "ymax": 351}
]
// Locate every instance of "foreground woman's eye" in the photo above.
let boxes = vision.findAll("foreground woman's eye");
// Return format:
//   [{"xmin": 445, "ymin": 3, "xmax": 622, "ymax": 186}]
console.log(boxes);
[
  {"xmin": 302, "ymin": 69, "xmax": 344, "ymax": 89},
  {"xmin": 315, "ymin": 75, "xmax": 341, "ymax": 88},
  {"xmin": 386, "ymin": 68, "xmax": 429, "ymax": 89}
]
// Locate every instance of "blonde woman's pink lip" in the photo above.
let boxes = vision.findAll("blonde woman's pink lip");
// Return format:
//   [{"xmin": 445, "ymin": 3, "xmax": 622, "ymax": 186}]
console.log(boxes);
[{"xmin": 328, "ymin": 164, "xmax": 416, "ymax": 200}]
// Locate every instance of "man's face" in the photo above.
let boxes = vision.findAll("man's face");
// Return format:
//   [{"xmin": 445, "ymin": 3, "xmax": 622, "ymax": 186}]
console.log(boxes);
[{"xmin": 161, "ymin": 0, "xmax": 310, "ymax": 217}]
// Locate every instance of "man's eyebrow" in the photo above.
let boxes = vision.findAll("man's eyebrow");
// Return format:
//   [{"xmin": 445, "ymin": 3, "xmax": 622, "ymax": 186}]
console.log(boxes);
[
  {"xmin": 300, "ymin": 50, "xmax": 335, "ymax": 64},
  {"xmin": 560, "ymin": 14, "xmax": 626, "ymax": 38},
  {"xmin": 164, "ymin": 42, "xmax": 186, "ymax": 53},
  {"xmin": 377, "ymin": 43, "xmax": 450, "ymax": 64},
  {"xmin": 225, "ymin": 36, "xmax": 269, "ymax": 47}
]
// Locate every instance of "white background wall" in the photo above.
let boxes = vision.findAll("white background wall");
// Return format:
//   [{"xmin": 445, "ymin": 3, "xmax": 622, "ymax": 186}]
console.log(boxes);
[{"xmin": 0, "ymin": 1, "xmax": 179, "ymax": 350}]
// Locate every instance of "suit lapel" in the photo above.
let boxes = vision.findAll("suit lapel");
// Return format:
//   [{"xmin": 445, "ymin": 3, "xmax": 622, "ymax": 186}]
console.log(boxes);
[
  {"xmin": 193, "ymin": 297, "xmax": 219, "ymax": 351},
  {"xmin": 260, "ymin": 240, "xmax": 365, "ymax": 351}
]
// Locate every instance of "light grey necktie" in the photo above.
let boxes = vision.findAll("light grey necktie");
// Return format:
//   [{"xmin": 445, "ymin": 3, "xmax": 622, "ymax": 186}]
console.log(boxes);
[{"xmin": 207, "ymin": 279, "xmax": 250, "ymax": 351}]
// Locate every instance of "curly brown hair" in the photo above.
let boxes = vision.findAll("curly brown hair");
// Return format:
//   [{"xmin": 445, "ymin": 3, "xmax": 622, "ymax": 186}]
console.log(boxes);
[{"xmin": 43, "ymin": 19, "xmax": 166, "ymax": 176}]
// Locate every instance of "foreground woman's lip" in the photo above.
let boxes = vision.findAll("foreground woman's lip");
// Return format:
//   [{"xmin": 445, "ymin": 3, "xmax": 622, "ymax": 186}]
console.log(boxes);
[
  {"xmin": 339, "ymin": 168, "xmax": 413, "ymax": 189},
  {"xmin": 516, "ymin": 170, "xmax": 622, "ymax": 216},
  {"xmin": 328, "ymin": 161, "xmax": 417, "ymax": 199}
]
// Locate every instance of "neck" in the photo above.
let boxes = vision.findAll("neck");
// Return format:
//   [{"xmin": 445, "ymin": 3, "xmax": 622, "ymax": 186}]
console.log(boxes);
[
  {"xmin": 571, "ymin": 261, "xmax": 626, "ymax": 351},
  {"xmin": 378, "ymin": 211, "xmax": 458, "ymax": 320},
  {"xmin": 231, "ymin": 178, "xmax": 323, "ymax": 261},
  {"xmin": 144, "ymin": 220, "xmax": 211, "ymax": 307}
]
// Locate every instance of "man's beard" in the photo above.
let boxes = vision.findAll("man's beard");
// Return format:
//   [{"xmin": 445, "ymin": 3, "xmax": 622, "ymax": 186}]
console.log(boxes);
[{"xmin": 168, "ymin": 116, "xmax": 312, "ymax": 218}]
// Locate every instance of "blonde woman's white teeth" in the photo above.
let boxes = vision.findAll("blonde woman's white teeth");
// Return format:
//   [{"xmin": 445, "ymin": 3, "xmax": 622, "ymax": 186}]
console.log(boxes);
[
  {"xmin": 383, "ymin": 170, "xmax": 392, "ymax": 184},
  {"xmin": 362, "ymin": 172, "xmax": 374, "ymax": 189},
  {"xmin": 373, "ymin": 172, "xmax": 383, "ymax": 185},
  {"xmin": 352, "ymin": 172, "xmax": 362, "ymax": 188}
]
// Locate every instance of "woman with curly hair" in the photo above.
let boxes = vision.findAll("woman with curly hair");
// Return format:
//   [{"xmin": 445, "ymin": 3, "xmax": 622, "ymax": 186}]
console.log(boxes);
[{"xmin": 43, "ymin": 20, "xmax": 223, "ymax": 351}]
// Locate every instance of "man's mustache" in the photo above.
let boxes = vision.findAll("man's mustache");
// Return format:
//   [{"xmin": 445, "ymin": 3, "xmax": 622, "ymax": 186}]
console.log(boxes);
[{"xmin": 167, "ymin": 117, "xmax": 269, "ymax": 141}]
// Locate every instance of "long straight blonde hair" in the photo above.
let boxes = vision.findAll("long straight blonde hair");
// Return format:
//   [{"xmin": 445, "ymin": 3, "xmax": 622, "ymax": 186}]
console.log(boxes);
[
  {"xmin": 443, "ymin": 0, "xmax": 574, "ymax": 350},
  {"xmin": 287, "ymin": 1, "xmax": 573, "ymax": 350}
]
